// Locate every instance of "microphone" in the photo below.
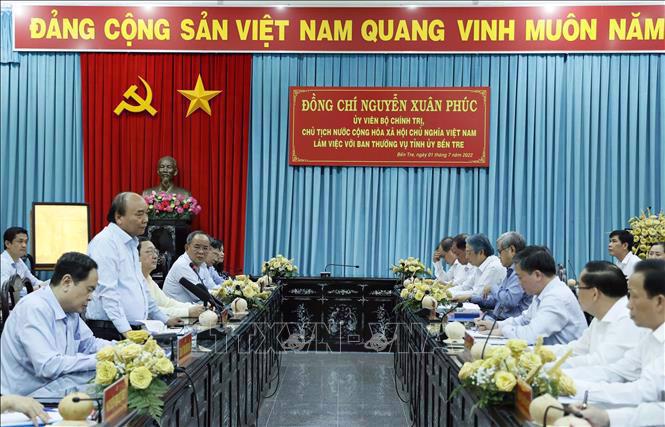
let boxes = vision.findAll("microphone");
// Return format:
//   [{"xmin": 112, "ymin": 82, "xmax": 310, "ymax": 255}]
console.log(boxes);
[
  {"xmin": 321, "ymin": 263, "xmax": 360, "ymax": 277},
  {"xmin": 178, "ymin": 278, "xmax": 224, "ymax": 313},
  {"xmin": 567, "ymin": 259, "xmax": 577, "ymax": 280},
  {"xmin": 481, "ymin": 317, "xmax": 498, "ymax": 358},
  {"xmin": 439, "ymin": 302, "xmax": 463, "ymax": 325}
]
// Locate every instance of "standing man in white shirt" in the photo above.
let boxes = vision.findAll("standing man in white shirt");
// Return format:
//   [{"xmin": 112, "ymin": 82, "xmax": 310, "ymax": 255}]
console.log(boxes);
[
  {"xmin": 86, "ymin": 192, "xmax": 178, "ymax": 340},
  {"xmin": 608, "ymin": 229, "xmax": 640, "ymax": 278},
  {"xmin": 1, "ymin": 227, "xmax": 44, "ymax": 289},
  {"xmin": 451, "ymin": 234, "xmax": 506, "ymax": 303},
  {"xmin": 163, "ymin": 231, "xmax": 216, "ymax": 303},
  {"xmin": 476, "ymin": 246, "xmax": 587, "ymax": 345},
  {"xmin": 547, "ymin": 261, "xmax": 649, "ymax": 368},
  {"xmin": 566, "ymin": 259, "xmax": 665, "ymax": 409},
  {"xmin": 433, "ymin": 237, "xmax": 460, "ymax": 284}
]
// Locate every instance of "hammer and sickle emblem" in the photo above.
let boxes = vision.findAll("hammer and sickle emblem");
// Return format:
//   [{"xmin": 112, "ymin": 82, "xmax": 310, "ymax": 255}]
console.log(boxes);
[{"xmin": 113, "ymin": 76, "xmax": 157, "ymax": 116}]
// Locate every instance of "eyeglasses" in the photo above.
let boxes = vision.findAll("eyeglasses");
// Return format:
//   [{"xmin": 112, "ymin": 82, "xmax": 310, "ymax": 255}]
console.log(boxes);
[
  {"xmin": 191, "ymin": 245, "xmax": 210, "ymax": 252},
  {"xmin": 577, "ymin": 286, "xmax": 593, "ymax": 290}
]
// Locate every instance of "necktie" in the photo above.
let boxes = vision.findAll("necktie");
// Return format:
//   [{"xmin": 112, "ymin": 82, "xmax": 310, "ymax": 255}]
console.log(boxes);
[{"xmin": 506, "ymin": 267, "xmax": 513, "ymax": 279}]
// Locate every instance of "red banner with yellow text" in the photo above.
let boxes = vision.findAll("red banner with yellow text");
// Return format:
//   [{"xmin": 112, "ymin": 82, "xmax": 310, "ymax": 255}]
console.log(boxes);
[
  {"xmin": 289, "ymin": 87, "xmax": 489, "ymax": 168},
  {"xmin": 12, "ymin": 4, "xmax": 665, "ymax": 53}
]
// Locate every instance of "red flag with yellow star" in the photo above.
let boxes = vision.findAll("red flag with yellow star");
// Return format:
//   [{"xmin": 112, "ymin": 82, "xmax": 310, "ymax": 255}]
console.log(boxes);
[{"xmin": 81, "ymin": 53, "xmax": 252, "ymax": 274}]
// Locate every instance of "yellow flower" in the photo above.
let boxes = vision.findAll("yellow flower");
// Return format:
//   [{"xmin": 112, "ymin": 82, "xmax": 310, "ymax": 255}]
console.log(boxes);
[
  {"xmin": 485, "ymin": 346, "xmax": 511, "ymax": 360},
  {"xmin": 458, "ymin": 360, "xmax": 482, "ymax": 380},
  {"xmin": 506, "ymin": 339, "xmax": 528, "ymax": 356},
  {"xmin": 243, "ymin": 286, "xmax": 257, "ymax": 299},
  {"xmin": 519, "ymin": 352, "xmax": 542, "ymax": 371},
  {"xmin": 120, "ymin": 343, "xmax": 143, "ymax": 361},
  {"xmin": 557, "ymin": 373, "xmax": 576, "ymax": 396},
  {"xmin": 494, "ymin": 371, "xmax": 517, "ymax": 392},
  {"xmin": 129, "ymin": 366, "xmax": 153, "ymax": 389},
  {"xmin": 96, "ymin": 346, "xmax": 115, "ymax": 362},
  {"xmin": 536, "ymin": 347, "xmax": 557, "ymax": 363},
  {"xmin": 143, "ymin": 338, "xmax": 159, "ymax": 354},
  {"xmin": 126, "ymin": 330, "xmax": 150, "ymax": 344},
  {"xmin": 217, "ymin": 287, "xmax": 227, "ymax": 297},
  {"xmin": 259, "ymin": 291, "xmax": 271, "ymax": 299},
  {"xmin": 400, "ymin": 289, "xmax": 409, "ymax": 299},
  {"xmin": 95, "ymin": 361, "xmax": 117, "ymax": 385},
  {"xmin": 154, "ymin": 357, "xmax": 174, "ymax": 375},
  {"xmin": 414, "ymin": 291, "xmax": 425, "ymax": 301},
  {"xmin": 235, "ymin": 275, "xmax": 247, "ymax": 281}
]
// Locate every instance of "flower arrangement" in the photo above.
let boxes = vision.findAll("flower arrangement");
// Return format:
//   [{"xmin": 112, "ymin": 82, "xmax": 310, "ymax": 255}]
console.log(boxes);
[
  {"xmin": 397, "ymin": 278, "xmax": 452, "ymax": 311},
  {"xmin": 456, "ymin": 337, "xmax": 576, "ymax": 409},
  {"xmin": 215, "ymin": 275, "xmax": 272, "ymax": 309},
  {"xmin": 628, "ymin": 208, "xmax": 665, "ymax": 259},
  {"xmin": 391, "ymin": 257, "xmax": 431, "ymax": 280},
  {"xmin": 94, "ymin": 330, "xmax": 174, "ymax": 420},
  {"xmin": 143, "ymin": 191, "xmax": 202, "ymax": 220},
  {"xmin": 261, "ymin": 255, "xmax": 298, "ymax": 278}
]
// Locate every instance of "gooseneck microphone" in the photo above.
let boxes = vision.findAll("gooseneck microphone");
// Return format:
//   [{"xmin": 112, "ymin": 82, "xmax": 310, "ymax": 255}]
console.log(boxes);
[
  {"xmin": 178, "ymin": 277, "xmax": 224, "ymax": 313},
  {"xmin": 481, "ymin": 317, "xmax": 498, "ymax": 358},
  {"xmin": 321, "ymin": 263, "xmax": 360, "ymax": 277}
]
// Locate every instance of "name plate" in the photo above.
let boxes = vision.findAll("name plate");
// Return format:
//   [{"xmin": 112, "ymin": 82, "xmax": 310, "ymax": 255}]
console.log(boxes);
[
  {"xmin": 515, "ymin": 379, "xmax": 533, "ymax": 421},
  {"xmin": 103, "ymin": 376, "xmax": 128, "ymax": 424},
  {"xmin": 177, "ymin": 333, "xmax": 192, "ymax": 366},
  {"xmin": 463, "ymin": 331, "xmax": 475, "ymax": 351}
]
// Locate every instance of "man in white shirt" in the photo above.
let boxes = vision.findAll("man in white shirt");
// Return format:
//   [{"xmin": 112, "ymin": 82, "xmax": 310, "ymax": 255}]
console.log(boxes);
[
  {"xmin": 476, "ymin": 246, "xmax": 587, "ymax": 345},
  {"xmin": 432, "ymin": 237, "xmax": 460, "ymax": 284},
  {"xmin": 139, "ymin": 238, "xmax": 205, "ymax": 318},
  {"xmin": 450, "ymin": 234, "xmax": 506, "ymax": 303},
  {"xmin": 163, "ymin": 231, "xmax": 216, "ymax": 303},
  {"xmin": 608, "ymin": 229, "xmax": 640, "ymax": 278},
  {"xmin": 1, "ymin": 227, "xmax": 44, "ymax": 289},
  {"xmin": 548, "ymin": 261, "xmax": 649, "ymax": 368},
  {"xmin": 448, "ymin": 233, "xmax": 477, "ymax": 288},
  {"xmin": 86, "ymin": 192, "xmax": 177, "ymax": 339},
  {"xmin": 565, "ymin": 259, "xmax": 665, "ymax": 408}
]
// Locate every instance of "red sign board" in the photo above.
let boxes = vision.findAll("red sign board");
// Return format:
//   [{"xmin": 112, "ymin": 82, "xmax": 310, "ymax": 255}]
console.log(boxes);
[
  {"xmin": 177, "ymin": 333, "xmax": 193, "ymax": 366},
  {"xmin": 289, "ymin": 87, "xmax": 489, "ymax": 167},
  {"xmin": 11, "ymin": 5, "xmax": 665, "ymax": 53},
  {"xmin": 103, "ymin": 376, "xmax": 128, "ymax": 424}
]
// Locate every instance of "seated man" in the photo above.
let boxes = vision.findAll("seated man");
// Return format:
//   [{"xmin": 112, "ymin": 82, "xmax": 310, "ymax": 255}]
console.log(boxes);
[
  {"xmin": 432, "ymin": 237, "xmax": 461, "ymax": 284},
  {"xmin": 572, "ymin": 401, "xmax": 665, "ymax": 427},
  {"xmin": 448, "ymin": 233, "xmax": 477, "ymax": 287},
  {"xmin": 1, "ymin": 252, "xmax": 111, "ymax": 395},
  {"xmin": 476, "ymin": 231, "xmax": 532, "ymax": 320},
  {"xmin": 476, "ymin": 246, "xmax": 587, "ymax": 344},
  {"xmin": 163, "ymin": 231, "xmax": 216, "ymax": 303},
  {"xmin": 1, "ymin": 226, "xmax": 44, "ymax": 289},
  {"xmin": 565, "ymin": 260, "xmax": 665, "ymax": 407},
  {"xmin": 86, "ymin": 192, "xmax": 176, "ymax": 340},
  {"xmin": 205, "ymin": 238, "xmax": 224, "ymax": 286},
  {"xmin": 139, "ymin": 238, "xmax": 205, "ymax": 318},
  {"xmin": 608, "ymin": 229, "xmax": 640, "ymax": 277},
  {"xmin": 648, "ymin": 241, "xmax": 665, "ymax": 260},
  {"xmin": 450, "ymin": 234, "xmax": 506, "ymax": 303},
  {"xmin": 548, "ymin": 261, "xmax": 649, "ymax": 368}
]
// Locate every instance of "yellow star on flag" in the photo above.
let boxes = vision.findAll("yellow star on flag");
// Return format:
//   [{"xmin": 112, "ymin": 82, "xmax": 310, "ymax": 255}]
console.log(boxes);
[{"xmin": 177, "ymin": 74, "xmax": 222, "ymax": 117}]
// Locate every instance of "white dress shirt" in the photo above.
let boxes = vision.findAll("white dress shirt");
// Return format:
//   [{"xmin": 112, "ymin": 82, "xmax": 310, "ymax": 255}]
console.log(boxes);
[
  {"xmin": 197, "ymin": 262, "xmax": 217, "ymax": 289},
  {"xmin": 615, "ymin": 251, "xmax": 641, "ymax": 278},
  {"xmin": 548, "ymin": 296, "xmax": 651, "ymax": 368},
  {"xmin": 0, "ymin": 250, "xmax": 44, "ymax": 288},
  {"xmin": 86, "ymin": 223, "xmax": 168, "ymax": 333},
  {"xmin": 0, "ymin": 286, "xmax": 110, "ymax": 395},
  {"xmin": 498, "ymin": 277, "xmax": 587, "ymax": 345},
  {"xmin": 434, "ymin": 259, "xmax": 463, "ymax": 284},
  {"xmin": 607, "ymin": 402, "xmax": 665, "ymax": 427},
  {"xmin": 144, "ymin": 276, "xmax": 194, "ymax": 318},
  {"xmin": 162, "ymin": 253, "xmax": 210, "ymax": 303},
  {"xmin": 449, "ymin": 255, "xmax": 506, "ymax": 299},
  {"xmin": 566, "ymin": 323, "xmax": 665, "ymax": 406}
]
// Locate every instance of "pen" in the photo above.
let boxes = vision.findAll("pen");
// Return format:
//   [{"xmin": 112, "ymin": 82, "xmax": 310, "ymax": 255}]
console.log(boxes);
[{"xmin": 581, "ymin": 390, "xmax": 589, "ymax": 410}]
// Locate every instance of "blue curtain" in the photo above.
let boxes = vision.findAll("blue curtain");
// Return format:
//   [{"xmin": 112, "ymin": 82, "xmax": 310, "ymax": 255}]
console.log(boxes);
[
  {"xmin": 245, "ymin": 54, "xmax": 664, "ymax": 277},
  {"xmin": 0, "ymin": 9, "xmax": 84, "ymax": 241}
]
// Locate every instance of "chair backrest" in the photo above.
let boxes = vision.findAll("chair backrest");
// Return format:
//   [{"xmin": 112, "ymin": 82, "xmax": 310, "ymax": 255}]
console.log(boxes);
[
  {"xmin": 0, "ymin": 274, "xmax": 25, "ymax": 327},
  {"xmin": 22, "ymin": 253, "xmax": 36, "ymax": 276}
]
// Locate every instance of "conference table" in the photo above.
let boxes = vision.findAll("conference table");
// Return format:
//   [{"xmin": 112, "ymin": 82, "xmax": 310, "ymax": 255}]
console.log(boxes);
[{"xmin": 29, "ymin": 278, "xmax": 526, "ymax": 426}]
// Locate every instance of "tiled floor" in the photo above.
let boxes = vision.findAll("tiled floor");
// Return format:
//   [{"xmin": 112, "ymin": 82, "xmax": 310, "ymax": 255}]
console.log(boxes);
[{"xmin": 257, "ymin": 352, "xmax": 411, "ymax": 427}]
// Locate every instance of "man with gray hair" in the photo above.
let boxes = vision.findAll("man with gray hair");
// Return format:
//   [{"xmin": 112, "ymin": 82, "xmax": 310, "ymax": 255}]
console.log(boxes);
[
  {"xmin": 450, "ymin": 233, "xmax": 506, "ymax": 302},
  {"xmin": 163, "ymin": 231, "xmax": 217, "ymax": 303},
  {"xmin": 473, "ymin": 232, "xmax": 532, "ymax": 319},
  {"xmin": 86, "ymin": 192, "xmax": 176, "ymax": 340}
]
